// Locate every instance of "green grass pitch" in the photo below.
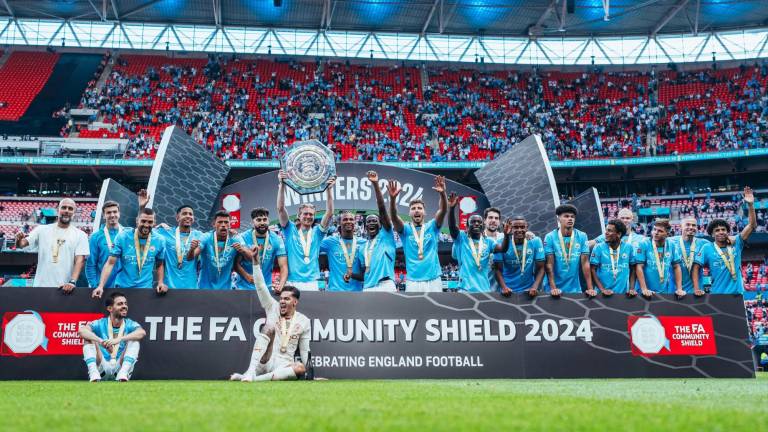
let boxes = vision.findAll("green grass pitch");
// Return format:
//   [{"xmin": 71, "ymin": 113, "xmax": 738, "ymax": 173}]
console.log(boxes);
[{"xmin": 2, "ymin": 374, "xmax": 767, "ymax": 431}]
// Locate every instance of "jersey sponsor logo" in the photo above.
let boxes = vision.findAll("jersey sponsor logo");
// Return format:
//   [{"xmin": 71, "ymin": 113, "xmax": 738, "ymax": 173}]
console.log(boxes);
[
  {"xmin": 628, "ymin": 315, "xmax": 717, "ymax": 356},
  {"xmin": 1, "ymin": 311, "xmax": 102, "ymax": 357}
]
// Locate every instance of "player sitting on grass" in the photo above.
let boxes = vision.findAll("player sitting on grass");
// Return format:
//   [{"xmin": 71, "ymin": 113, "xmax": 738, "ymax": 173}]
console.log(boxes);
[
  {"xmin": 79, "ymin": 292, "xmax": 146, "ymax": 382},
  {"xmin": 230, "ymin": 244, "xmax": 311, "ymax": 382}
]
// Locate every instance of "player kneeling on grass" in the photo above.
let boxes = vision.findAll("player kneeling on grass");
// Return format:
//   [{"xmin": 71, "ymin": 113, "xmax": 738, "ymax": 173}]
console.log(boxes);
[
  {"xmin": 230, "ymin": 245, "xmax": 310, "ymax": 382},
  {"xmin": 78, "ymin": 292, "xmax": 146, "ymax": 382}
]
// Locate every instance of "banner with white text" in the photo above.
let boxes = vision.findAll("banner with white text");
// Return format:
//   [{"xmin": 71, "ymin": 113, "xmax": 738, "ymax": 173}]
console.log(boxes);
[{"xmin": 0, "ymin": 288, "xmax": 754, "ymax": 379}]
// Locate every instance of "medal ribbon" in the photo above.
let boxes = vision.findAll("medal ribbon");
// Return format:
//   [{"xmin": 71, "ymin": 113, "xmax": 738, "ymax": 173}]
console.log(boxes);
[
  {"xmin": 213, "ymin": 233, "xmax": 229, "ymax": 275},
  {"xmin": 133, "ymin": 229, "xmax": 152, "ymax": 274},
  {"xmin": 278, "ymin": 317, "xmax": 294, "ymax": 353},
  {"xmin": 411, "ymin": 223, "xmax": 425, "ymax": 259},
  {"xmin": 253, "ymin": 231, "xmax": 271, "ymax": 263},
  {"xmin": 467, "ymin": 235, "xmax": 486, "ymax": 270},
  {"xmin": 52, "ymin": 226, "xmax": 69, "ymax": 264},
  {"xmin": 103, "ymin": 225, "xmax": 121, "ymax": 250},
  {"xmin": 714, "ymin": 244, "xmax": 737, "ymax": 280},
  {"xmin": 339, "ymin": 236, "xmax": 358, "ymax": 271},
  {"xmin": 107, "ymin": 319, "xmax": 126, "ymax": 359},
  {"xmin": 511, "ymin": 238, "xmax": 528, "ymax": 272},
  {"xmin": 679, "ymin": 237, "xmax": 696, "ymax": 271},
  {"xmin": 364, "ymin": 236, "xmax": 378, "ymax": 272},
  {"xmin": 175, "ymin": 227, "xmax": 192, "ymax": 267},
  {"xmin": 298, "ymin": 227, "xmax": 313, "ymax": 263},
  {"xmin": 558, "ymin": 230, "xmax": 575, "ymax": 267},
  {"xmin": 652, "ymin": 241, "xmax": 667, "ymax": 283},
  {"xmin": 609, "ymin": 244, "xmax": 620, "ymax": 279}
]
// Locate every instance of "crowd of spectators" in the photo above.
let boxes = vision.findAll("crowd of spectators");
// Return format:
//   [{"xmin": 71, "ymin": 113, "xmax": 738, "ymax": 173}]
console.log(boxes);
[{"xmin": 65, "ymin": 54, "xmax": 768, "ymax": 162}]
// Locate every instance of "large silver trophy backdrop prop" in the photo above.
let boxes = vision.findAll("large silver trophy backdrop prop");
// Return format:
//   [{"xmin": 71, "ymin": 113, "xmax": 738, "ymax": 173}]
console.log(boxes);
[
  {"xmin": 93, "ymin": 178, "xmax": 141, "ymax": 231},
  {"xmin": 475, "ymin": 135, "xmax": 561, "ymax": 236},
  {"xmin": 281, "ymin": 139, "xmax": 336, "ymax": 194},
  {"xmin": 145, "ymin": 126, "xmax": 231, "ymax": 230},
  {"xmin": 567, "ymin": 187, "xmax": 605, "ymax": 240}
]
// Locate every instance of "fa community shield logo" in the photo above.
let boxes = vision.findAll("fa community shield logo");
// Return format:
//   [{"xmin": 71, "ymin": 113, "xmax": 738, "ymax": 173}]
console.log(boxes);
[{"xmin": 3, "ymin": 311, "xmax": 47, "ymax": 354}]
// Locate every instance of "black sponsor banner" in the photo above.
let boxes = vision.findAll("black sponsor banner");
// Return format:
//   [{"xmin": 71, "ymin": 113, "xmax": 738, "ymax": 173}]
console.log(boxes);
[{"xmin": 0, "ymin": 288, "xmax": 754, "ymax": 380}]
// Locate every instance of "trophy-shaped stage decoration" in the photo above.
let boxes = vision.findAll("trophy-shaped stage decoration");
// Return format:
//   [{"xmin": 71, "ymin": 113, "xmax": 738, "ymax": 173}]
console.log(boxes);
[{"xmin": 281, "ymin": 139, "xmax": 336, "ymax": 194}]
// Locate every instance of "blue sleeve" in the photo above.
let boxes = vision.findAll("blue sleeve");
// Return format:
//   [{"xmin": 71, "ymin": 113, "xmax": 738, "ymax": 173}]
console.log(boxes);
[
  {"xmin": 543, "ymin": 232, "xmax": 555, "ymax": 256},
  {"xmin": 594, "ymin": 234, "xmax": 606, "ymax": 244},
  {"xmin": 694, "ymin": 243, "xmax": 709, "ymax": 266},
  {"xmin": 494, "ymin": 251, "xmax": 503, "ymax": 263},
  {"xmin": 670, "ymin": 243, "xmax": 681, "ymax": 265},
  {"xmin": 589, "ymin": 247, "xmax": 600, "ymax": 266},
  {"xmin": 200, "ymin": 232, "xmax": 211, "ymax": 258},
  {"xmin": 274, "ymin": 236, "xmax": 286, "ymax": 257},
  {"xmin": 126, "ymin": 318, "xmax": 142, "ymax": 333},
  {"xmin": 579, "ymin": 232, "xmax": 590, "ymax": 255},
  {"xmin": 85, "ymin": 233, "xmax": 101, "ymax": 287},
  {"xmin": 533, "ymin": 238, "xmax": 545, "ymax": 261},
  {"xmin": 155, "ymin": 237, "xmax": 165, "ymax": 262},
  {"xmin": 314, "ymin": 224, "xmax": 327, "ymax": 240},
  {"xmin": 633, "ymin": 240, "xmax": 647, "ymax": 264},
  {"xmin": 111, "ymin": 232, "xmax": 124, "ymax": 258},
  {"xmin": 320, "ymin": 236, "xmax": 333, "ymax": 254},
  {"xmin": 429, "ymin": 219, "xmax": 440, "ymax": 237}
]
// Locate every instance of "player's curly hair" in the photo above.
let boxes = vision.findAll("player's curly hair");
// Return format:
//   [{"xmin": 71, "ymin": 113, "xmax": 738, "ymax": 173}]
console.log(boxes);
[
  {"xmin": 607, "ymin": 219, "xmax": 627, "ymax": 237},
  {"xmin": 706, "ymin": 219, "xmax": 730, "ymax": 236}
]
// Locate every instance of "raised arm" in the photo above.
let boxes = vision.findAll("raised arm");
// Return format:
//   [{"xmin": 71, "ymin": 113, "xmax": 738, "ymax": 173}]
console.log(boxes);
[
  {"xmin": 275, "ymin": 256, "xmax": 288, "ymax": 294},
  {"xmin": 277, "ymin": 170, "xmax": 290, "ymax": 228},
  {"xmin": 368, "ymin": 171, "xmax": 391, "ymax": 230},
  {"xmin": 251, "ymin": 246, "xmax": 278, "ymax": 311},
  {"xmin": 493, "ymin": 219, "xmax": 512, "ymax": 254},
  {"xmin": 388, "ymin": 180, "xmax": 405, "ymax": 233},
  {"xmin": 138, "ymin": 189, "xmax": 150, "ymax": 210},
  {"xmin": 186, "ymin": 238, "xmax": 202, "ymax": 260},
  {"xmin": 739, "ymin": 186, "xmax": 757, "ymax": 242},
  {"xmin": 320, "ymin": 176, "xmax": 336, "ymax": 230},
  {"xmin": 447, "ymin": 192, "xmax": 460, "ymax": 240},
  {"xmin": 433, "ymin": 175, "xmax": 449, "ymax": 228},
  {"xmin": 14, "ymin": 230, "xmax": 29, "ymax": 249}
]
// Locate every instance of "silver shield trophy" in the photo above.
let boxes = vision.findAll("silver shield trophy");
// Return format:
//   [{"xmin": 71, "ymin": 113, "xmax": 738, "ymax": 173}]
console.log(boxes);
[{"xmin": 281, "ymin": 139, "xmax": 336, "ymax": 194}]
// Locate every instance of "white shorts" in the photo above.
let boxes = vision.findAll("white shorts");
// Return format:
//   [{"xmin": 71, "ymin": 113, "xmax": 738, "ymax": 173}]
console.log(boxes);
[
  {"xmin": 286, "ymin": 280, "xmax": 319, "ymax": 291},
  {"xmin": 406, "ymin": 278, "xmax": 443, "ymax": 292},
  {"xmin": 364, "ymin": 279, "xmax": 397, "ymax": 292}
]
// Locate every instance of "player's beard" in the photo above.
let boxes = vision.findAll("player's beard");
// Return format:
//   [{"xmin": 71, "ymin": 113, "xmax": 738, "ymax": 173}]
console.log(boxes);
[
  {"xmin": 58, "ymin": 214, "xmax": 71, "ymax": 226},
  {"xmin": 255, "ymin": 225, "xmax": 268, "ymax": 235}
]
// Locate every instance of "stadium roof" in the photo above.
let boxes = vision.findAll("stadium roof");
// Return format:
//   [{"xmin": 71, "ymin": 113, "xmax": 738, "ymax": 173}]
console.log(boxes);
[{"xmin": 2, "ymin": 0, "xmax": 768, "ymax": 38}]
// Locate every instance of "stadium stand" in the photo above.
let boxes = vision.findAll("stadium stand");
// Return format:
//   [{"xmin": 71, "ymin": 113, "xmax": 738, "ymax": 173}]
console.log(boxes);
[
  {"xmin": 0, "ymin": 51, "xmax": 59, "ymax": 121},
  {"xmin": 63, "ymin": 54, "xmax": 768, "ymax": 162}
]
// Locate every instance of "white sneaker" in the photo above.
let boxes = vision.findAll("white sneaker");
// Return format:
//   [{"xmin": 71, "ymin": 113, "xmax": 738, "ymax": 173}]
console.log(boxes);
[
  {"xmin": 229, "ymin": 373, "xmax": 244, "ymax": 381},
  {"xmin": 89, "ymin": 375, "xmax": 101, "ymax": 382},
  {"xmin": 116, "ymin": 373, "xmax": 129, "ymax": 382}
]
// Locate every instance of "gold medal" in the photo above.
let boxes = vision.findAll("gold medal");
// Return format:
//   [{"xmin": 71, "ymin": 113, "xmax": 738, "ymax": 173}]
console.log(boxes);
[
  {"xmin": 278, "ymin": 317, "xmax": 293, "ymax": 355},
  {"xmin": 213, "ymin": 232, "xmax": 229, "ymax": 275},
  {"xmin": 511, "ymin": 237, "xmax": 528, "ymax": 273},
  {"xmin": 103, "ymin": 225, "xmax": 121, "ymax": 250},
  {"xmin": 253, "ymin": 230, "xmax": 271, "ymax": 263},
  {"xmin": 679, "ymin": 236, "xmax": 695, "ymax": 271},
  {"xmin": 134, "ymin": 229, "xmax": 152, "ymax": 274},
  {"xmin": 175, "ymin": 227, "xmax": 192, "ymax": 270},
  {"xmin": 339, "ymin": 236, "xmax": 358, "ymax": 274},
  {"xmin": 411, "ymin": 223, "xmax": 425, "ymax": 260},
  {"xmin": 558, "ymin": 230, "xmax": 575, "ymax": 268},
  {"xmin": 467, "ymin": 235, "xmax": 486, "ymax": 270},
  {"xmin": 609, "ymin": 244, "xmax": 620, "ymax": 280},
  {"xmin": 652, "ymin": 241, "xmax": 667, "ymax": 284},
  {"xmin": 364, "ymin": 236, "xmax": 378, "ymax": 273},
  {"xmin": 714, "ymin": 244, "xmax": 737, "ymax": 281},
  {"xmin": 297, "ymin": 226, "xmax": 313, "ymax": 265}
]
